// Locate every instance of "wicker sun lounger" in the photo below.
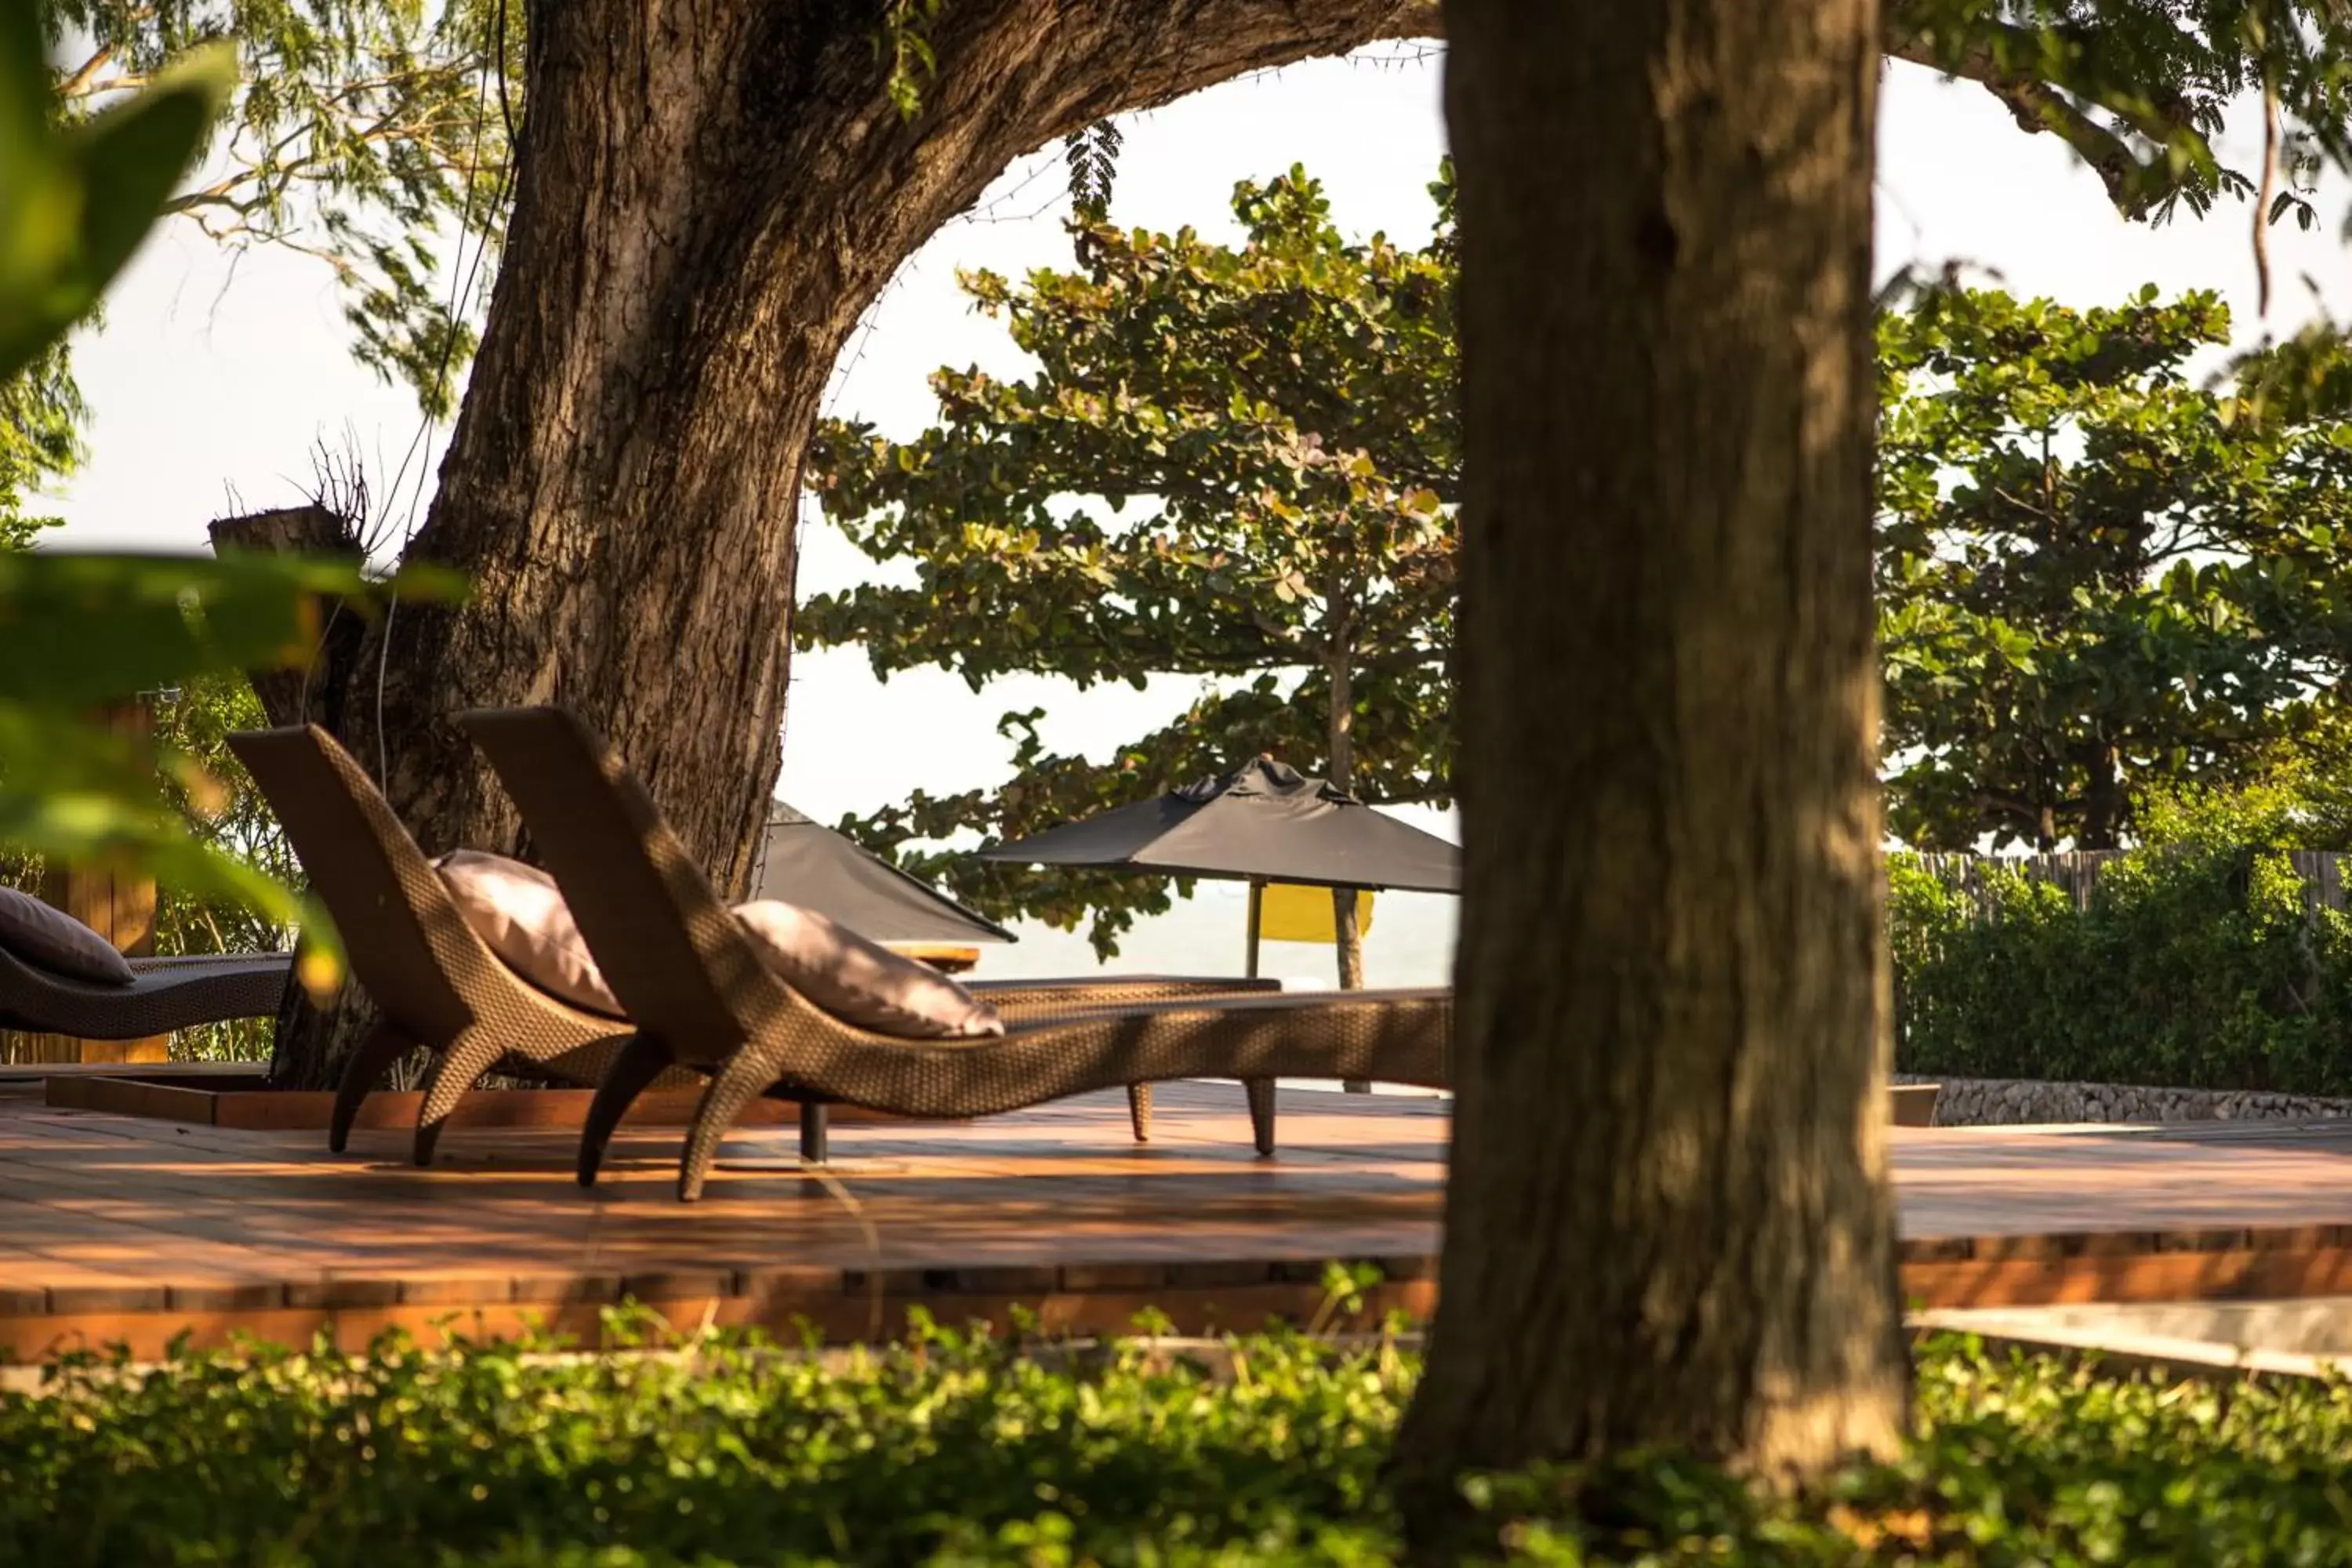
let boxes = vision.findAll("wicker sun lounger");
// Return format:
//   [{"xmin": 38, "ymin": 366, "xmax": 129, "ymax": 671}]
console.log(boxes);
[
  {"xmin": 0, "ymin": 948, "xmax": 292, "ymax": 1039},
  {"xmin": 456, "ymin": 706, "xmax": 1452, "ymax": 1201},
  {"xmin": 228, "ymin": 724, "xmax": 653, "ymax": 1165},
  {"xmin": 231, "ymin": 725, "xmax": 1276, "ymax": 1166}
]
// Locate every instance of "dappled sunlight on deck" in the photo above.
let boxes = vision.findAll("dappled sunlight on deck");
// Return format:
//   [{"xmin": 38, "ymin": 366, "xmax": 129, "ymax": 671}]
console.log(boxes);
[{"xmin": 11, "ymin": 1081, "xmax": 2352, "ymax": 1357}]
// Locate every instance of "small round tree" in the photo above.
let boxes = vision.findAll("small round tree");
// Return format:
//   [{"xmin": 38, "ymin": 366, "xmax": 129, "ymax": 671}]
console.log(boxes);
[{"xmin": 803, "ymin": 167, "xmax": 1457, "ymax": 974}]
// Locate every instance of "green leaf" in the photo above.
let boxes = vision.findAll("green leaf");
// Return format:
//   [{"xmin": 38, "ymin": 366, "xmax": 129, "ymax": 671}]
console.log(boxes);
[
  {"xmin": 0, "ymin": 29, "xmax": 235, "ymax": 381},
  {"xmin": 0, "ymin": 552, "xmax": 462, "ymax": 709}
]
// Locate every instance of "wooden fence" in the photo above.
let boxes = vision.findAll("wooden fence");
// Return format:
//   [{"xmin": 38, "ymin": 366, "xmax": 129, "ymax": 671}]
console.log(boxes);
[{"xmin": 1905, "ymin": 848, "xmax": 2352, "ymax": 919}]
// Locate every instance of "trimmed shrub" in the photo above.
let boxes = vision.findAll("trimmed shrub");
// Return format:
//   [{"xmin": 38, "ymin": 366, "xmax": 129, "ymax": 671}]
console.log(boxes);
[
  {"xmin": 1894, "ymin": 779, "xmax": 2352, "ymax": 1093},
  {"xmin": 5, "ymin": 1316, "xmax": 2352, "ymax": 1564}
]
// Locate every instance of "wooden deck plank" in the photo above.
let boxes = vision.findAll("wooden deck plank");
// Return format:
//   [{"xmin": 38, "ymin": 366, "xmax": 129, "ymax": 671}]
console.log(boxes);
[{"xmin": 5, "ymin": 1086, "xmax": 2352, "ymax": 1354}]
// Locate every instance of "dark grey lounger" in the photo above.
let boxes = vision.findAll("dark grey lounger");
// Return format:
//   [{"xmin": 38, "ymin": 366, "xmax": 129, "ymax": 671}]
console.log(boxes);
[{"xmin": 0, "ymin": 948, "xmax": 291, "ymax": 1039}]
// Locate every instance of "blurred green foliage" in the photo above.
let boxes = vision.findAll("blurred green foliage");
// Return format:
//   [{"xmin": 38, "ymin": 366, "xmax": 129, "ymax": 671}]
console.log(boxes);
[
  {"xmin": 0, "ymin": 0, "xmax": 456, "ymax": 1001},
  {"xmin": 0, "ymin": 7, "xmax": 234, "ymax": 378},
  {"xmin": 2, "ymin": 1310, "xmax": 2351, "ymax": 1564}
]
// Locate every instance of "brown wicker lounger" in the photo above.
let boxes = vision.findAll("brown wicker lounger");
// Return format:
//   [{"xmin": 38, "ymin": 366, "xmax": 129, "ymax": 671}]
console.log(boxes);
[
  {"xmin": 971, "ymin": 975, "xmax": 1283, "ymax": 1146},
  {"xmin": 228, "ymin": 724, "xmax": 645, "ymax": 1164},
  {"xmin": 0, "ymin": 948, "xmax": 292, "ymax": 1039},
  {"xmin": 230, "ymin": 724, "xmax": 1276, "ymax": 1164},
  {"xmin": 455, "ymin": 706, "xmax": 1452, "ymax": 1201}
]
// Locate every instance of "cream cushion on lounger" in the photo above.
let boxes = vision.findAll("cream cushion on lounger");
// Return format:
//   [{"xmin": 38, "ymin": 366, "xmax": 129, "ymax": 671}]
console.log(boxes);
[
  {"xmin": 439, "ymin": 851, "xmax": 1002, "ymax": 1040},
  {"xmin": 436, "ymin": 849, "xmax": 625, "ymax": 1018},
  {"xmin": 733, "ymin": 899, "xmax": 1005, "ymax": 1040},
  {"xmin": 0, "ymin": 887, "xmax": 136, "ymax": 985}
]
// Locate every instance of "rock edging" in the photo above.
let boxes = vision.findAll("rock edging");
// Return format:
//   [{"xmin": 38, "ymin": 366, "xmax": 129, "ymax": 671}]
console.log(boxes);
[{"xmin": 1897, "ymin": 1073, "xmax": 2352, "ymax": 1127}]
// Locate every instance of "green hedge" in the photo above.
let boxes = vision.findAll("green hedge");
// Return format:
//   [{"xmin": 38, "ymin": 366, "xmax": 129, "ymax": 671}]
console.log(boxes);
[
  {"xmin": 1893, "ymin": 783, "xmax": 2352, "ymax": 1094},
  {"xmin": 7, "ymin": 1312, "xmax": 2352, "ymax": 1565}
]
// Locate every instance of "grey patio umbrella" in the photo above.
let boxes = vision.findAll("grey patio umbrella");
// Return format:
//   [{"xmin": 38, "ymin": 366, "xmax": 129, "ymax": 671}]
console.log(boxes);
[
  {"xmin": 750, "ymin": 802, "xmax": 1014, "ymax": 947},
  {"xmin": 977, "ymin": 757, "xmax": 1458, "ymax": 978}
]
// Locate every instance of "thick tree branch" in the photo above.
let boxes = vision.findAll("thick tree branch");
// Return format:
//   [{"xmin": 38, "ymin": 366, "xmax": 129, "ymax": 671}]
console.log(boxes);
[
  {"xmin": 1881, "ymin": 2, "xmax": 2204, "ymax": 218},
  {"xmin": 951, "ymin": 0, "xmax": 1450, "ymax": 152},
  {"xmin": 1980, "ymin": 73, "xmax": 2162, "ymax": 215},
  {"xmin": 1372, "ymin": 0, "xmax": 1444, "ymax": 41},
  {"xmin": 1885, "ymin": 4, "xmax": 2197, "ymax": 143}
]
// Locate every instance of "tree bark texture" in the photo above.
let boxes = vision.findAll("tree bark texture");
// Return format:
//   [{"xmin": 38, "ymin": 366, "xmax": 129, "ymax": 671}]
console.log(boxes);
[
  {"xmin": 1397, "ymin": 0, "xmax": 1907, "ymax": 1503},
  {"xmin": 266, "ymin": 0, "xmax": 1437, "ymax": 1086}
]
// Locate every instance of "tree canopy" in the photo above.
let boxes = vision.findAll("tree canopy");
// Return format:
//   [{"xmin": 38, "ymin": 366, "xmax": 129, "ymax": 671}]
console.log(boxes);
[
  {"xmin": 1883, "ymin": 0, "xmax": 2352, "ymax": 233},
  {"xmin": 0, "ymin": 0, "xmax": 514, "ymax": 535},
  {"xmin": 42, "ymin": 0, "xmax": 517, "ymax": 411},
  {"xmin": 0, "ymin": 0, "xmax": 2346, "ymax": 535},
  {"xmin": 1878, "ymin": 285, "xmax": 2352, "ymax": 851},
  {"xmin": 9, "ymin": 0, "xmax": 2352, "ymax": 506},
  {"xmin": 811, "ymin": 158, "xmax": 2352, "ymax": 943},
  {"xmin": 802, "ymin": 167, "xmax": 1457, "ymax": 954}
]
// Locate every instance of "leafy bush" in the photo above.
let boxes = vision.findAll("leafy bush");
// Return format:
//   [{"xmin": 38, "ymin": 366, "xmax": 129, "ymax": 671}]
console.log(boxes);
[
  {"xmin": 5, "ymin": 1313, "xmax": 2352, "ymax": 1565},
  {"xmin": 2, "ymin": 1310, "xmax": 1414, "ymax": 1568},
  {"xmin": 1893, "ymin": 777, "xmax": 2352, "ymax": 1092}
]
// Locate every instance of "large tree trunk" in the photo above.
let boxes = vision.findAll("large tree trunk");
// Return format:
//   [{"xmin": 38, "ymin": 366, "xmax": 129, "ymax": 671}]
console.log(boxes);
[
  {"xmin": 265, "ymin": 0, "xmax": 1440, "ymax": 1086},
  {"xmin": 1396, "ymin": 0, "xmax": 1906, "ymax": 1523}
]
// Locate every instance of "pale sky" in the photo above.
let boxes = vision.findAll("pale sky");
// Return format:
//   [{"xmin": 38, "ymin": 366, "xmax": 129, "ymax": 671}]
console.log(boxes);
[{"xmin": 40, "ymin": 49, "xmax": 2352, "ymax": 985}]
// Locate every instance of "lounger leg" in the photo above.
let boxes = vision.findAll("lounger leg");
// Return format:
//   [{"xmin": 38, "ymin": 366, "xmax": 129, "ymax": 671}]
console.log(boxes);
[
  {"xmin": 412, "ymin": 1029, "xmax": 506, "ymax": 1167},
  {"xmin": 329, "ymin": 1018, "xmax": 413, "ymax": 1154},
  {"xmin": 577, "ymin": 1033, "xmax": 673, "ymax": 1189},
  {"xmin": 678, "ymin": 1050, "xmax": 782, "ymax": 1203},
  {"xmin": 1243, "ymin": 1078, "xmax": 1276, "ymax": 1156},
  {"xmin": 800, "ymin": 1102, "xmax": 829, "ymax": 1163},
  {"xmin": 1127, "ymin": 1083, "xmax": 1152, "ymax": 1142}
]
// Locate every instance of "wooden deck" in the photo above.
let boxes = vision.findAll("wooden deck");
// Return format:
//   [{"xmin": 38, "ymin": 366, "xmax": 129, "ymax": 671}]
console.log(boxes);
[{"xmin": 13, "ymin": 1079, "xmax": 2352, "ymax": 1359}]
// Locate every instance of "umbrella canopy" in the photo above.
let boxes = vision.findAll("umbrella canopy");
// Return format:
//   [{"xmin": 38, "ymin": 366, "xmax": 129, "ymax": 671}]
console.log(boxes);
[
  {"xmin": 978, "ymin": 758, "xmax": 1460, "ymax": 894},
  {"xmin": 750, "ymin": 803, "xmax": 1014, "ymax": 945}
]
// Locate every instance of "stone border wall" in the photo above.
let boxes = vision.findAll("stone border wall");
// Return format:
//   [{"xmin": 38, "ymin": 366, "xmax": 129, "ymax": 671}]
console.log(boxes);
[{"xmin": 1900, "ymin": 1073, "xmax": 2352, "ymax": 1127}]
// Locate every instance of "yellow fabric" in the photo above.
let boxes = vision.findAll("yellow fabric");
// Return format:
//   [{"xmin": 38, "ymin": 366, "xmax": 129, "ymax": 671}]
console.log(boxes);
[{"xmin": 1258, "ymin": 884, "xmax": 1374, "ymax": 943}]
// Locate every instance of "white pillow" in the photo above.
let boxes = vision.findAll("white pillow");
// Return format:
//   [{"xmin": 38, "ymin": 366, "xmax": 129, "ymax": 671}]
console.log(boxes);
[
  {"xmin": 732, "ymin": 899, "xmax": 1005, "ymax": 1040},
  {"xmin": 0, "ymin": 887, "xmax": 136, "ymax": 986},
  {"xmin": 434, "ymin": 850, "xmax": 624, "ymax": 1018}
]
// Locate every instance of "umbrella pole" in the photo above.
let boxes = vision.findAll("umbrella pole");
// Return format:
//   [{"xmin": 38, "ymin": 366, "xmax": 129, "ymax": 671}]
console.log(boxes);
[
  {"xmin": 1338, "ymin": 883, "xmax": 1370, "ymax": 1094},
  {"xmin": 1245, "ymin": 878, "xmax": 1264, "ymax": 979}
]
